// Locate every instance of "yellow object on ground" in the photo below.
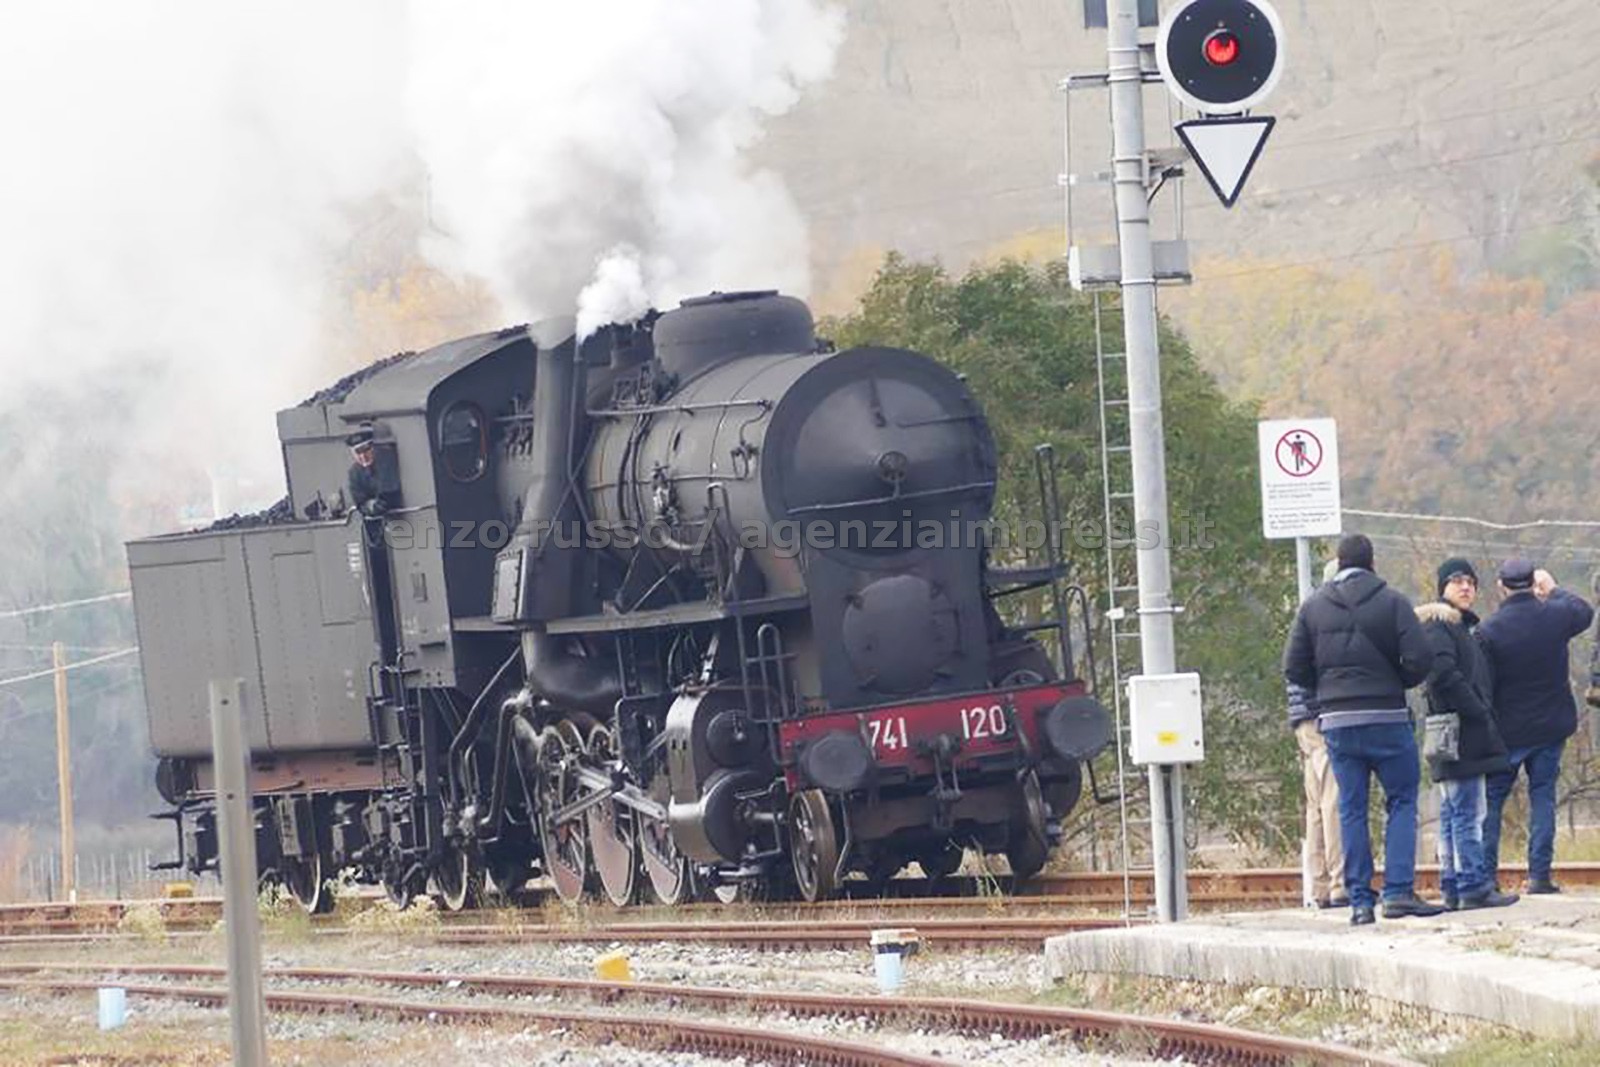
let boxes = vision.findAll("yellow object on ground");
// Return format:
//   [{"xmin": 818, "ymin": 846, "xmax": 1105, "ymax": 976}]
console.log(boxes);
[
  {"xmin": 161, "ymin": 882, "xmax": 194, "ymax": 899},
  {"xmin": 594, "ymin": 950, "xmax": 632, "ymax": 982}
]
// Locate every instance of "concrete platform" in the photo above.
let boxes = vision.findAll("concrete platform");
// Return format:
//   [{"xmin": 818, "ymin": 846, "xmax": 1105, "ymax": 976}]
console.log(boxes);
[{"xmin": 1043, "ymin": 892, "xmax": 1600, "ymax": 1039}]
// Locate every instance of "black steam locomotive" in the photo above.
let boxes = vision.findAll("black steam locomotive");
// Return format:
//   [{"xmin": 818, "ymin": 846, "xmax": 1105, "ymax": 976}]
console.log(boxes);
[{"xmin": 129, "ymin": 291, "xmax": 1112, "ymax": 909}]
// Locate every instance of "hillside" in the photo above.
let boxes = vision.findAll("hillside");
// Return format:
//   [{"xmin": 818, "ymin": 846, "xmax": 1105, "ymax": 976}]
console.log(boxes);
[{"xmin": 763, "ymin": 0, "xmax": 1600, "ymax": 529}]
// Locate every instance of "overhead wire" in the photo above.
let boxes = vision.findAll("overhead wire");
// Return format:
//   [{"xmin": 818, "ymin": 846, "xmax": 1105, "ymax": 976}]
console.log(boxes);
[
  {"xmin": 1346, "ymin": 507, "xmax": 1600, "ymax": 531},
  {"xmin": 0, "ymin": 592, "xmax": 132, "ymax": 620},
  {"xmin": 0, "ymin": 647, "xmax": 140, "ymax": 689}
]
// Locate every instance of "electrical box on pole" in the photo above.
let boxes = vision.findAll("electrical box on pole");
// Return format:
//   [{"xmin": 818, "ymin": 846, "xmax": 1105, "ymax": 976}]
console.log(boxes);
[
  {"xmin": 1156, "ymin": 0, "xmax": 1285, "ymax": 208},
  {"xmin": 1128, "ymin": 673, "xmax": 1205, "ymax": 765}
]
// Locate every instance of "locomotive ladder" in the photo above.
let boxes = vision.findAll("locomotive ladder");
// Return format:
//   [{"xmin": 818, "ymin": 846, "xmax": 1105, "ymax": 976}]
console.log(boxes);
[{"xmin": 1091, "ymin": 288, "xmax": 1142, "ymax": 918}]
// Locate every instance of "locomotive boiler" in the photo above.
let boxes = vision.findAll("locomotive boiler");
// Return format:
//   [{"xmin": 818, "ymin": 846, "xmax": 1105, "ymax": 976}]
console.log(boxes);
[{"xmin": 129, "ymin": 291, "xmax": 1113, "ymax": 909}]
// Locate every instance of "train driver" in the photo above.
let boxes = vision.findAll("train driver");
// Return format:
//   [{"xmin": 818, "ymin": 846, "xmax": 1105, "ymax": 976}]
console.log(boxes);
[{"xmin": 345, "ymin": 427, "xmax": 388, "ymax": 516}]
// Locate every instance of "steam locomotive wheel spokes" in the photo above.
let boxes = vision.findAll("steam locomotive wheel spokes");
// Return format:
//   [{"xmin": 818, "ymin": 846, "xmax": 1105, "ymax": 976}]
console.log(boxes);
[
  {"xmin": 431, "ymin": 847, "xmax": 482, "ymax": 912},
  {"xmin": 534, "ymin": 725, "xmax": 590, "ymax": 904},
  {"xmin": 638, "ymin": 772, "xmax": 691, "ymax": 906},
  {"xmin": 284, "ymin": 854, "xmax": 333, "ymax": 915},
  {"xmin": 585, "ymin": 726, "xmax": 638, "ymax": 907},
  {"xmin": 789, "ymin": 789, "xmax": 840, "ymax": 903}
]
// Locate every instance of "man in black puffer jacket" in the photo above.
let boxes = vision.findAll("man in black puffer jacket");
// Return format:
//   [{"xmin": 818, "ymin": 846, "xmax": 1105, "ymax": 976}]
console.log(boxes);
[
  {"xmin": 1478, "ymin": 559, "xmax": 1595, "ymax": 894},
  {"xmin": 1417, "ymin": 558, "xmax": 1516, "ymax": 911},
  {"xmin": 1285, "ymin": 534, "xmax": 1441, "ymax": 924}
]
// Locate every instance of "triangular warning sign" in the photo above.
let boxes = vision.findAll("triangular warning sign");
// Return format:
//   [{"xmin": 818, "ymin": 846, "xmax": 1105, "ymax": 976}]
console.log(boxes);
[{"xmin": 1175, "ymin": 116, "xmax": 1276, "ymax": 209}]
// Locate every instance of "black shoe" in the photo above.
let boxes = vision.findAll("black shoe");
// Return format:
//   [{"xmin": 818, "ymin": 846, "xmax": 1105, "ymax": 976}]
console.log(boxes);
[
  {"xmin": 1350, "ymin": 906, "xmax": 1375, "ymax": 926},
  {"xmin": 1459, "ymin": 888, "xmax": 1520, "ymax": 909},
  {"xmin": 1442, "ymin": 893, "xmax": 1459, "ymax": 911},
  {"xmin": 1381, "ymin": 894, "xmax": 1447, "ymax": 919},
  {"xmin": 1526, "ymin": 879, "xmax": 1561, "ymax": 895}
]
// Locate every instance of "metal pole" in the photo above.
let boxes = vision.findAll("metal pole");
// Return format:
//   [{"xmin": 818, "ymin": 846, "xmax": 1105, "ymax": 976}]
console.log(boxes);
[
  {"xmin": 52, "ymin": 642, "xmax": 76, "ymax": 903},
  {"xmin": 1295, "ymin": 537, "xmax": 1314, "ymax": 603},
  {"xmin": 1295, "ymin": 534, "xmax": 1316, "ymax": 907},
  {"xmin": 1108, "ymin": 0, "xmax": 1185, "ymax": 922},
  {"xmin": 209, "ymin": 679, "xmax": 269, "ymax": 1067}
]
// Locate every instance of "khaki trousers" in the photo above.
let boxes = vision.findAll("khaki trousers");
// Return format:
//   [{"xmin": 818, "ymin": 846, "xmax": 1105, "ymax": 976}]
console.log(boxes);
[{"xmin": 1296, "ymin": 720, "xmax": 1345, "ymax": 900}]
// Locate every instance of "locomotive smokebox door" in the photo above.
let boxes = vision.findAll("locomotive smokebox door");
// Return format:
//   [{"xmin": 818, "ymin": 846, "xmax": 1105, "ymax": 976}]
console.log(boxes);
[{"xmin": 841, "ymin": 574, "xmax": 960, "ymax": 694}]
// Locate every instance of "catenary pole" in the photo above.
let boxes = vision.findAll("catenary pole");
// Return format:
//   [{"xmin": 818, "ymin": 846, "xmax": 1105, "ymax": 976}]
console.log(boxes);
[{"xmin": 1107, "ymin": 0, "xmax": 1186, "ymax": 922}]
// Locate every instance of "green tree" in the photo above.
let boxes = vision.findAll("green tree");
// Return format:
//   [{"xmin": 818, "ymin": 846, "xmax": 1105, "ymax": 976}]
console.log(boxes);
[{"xmin": 824, "ymin": 256, "xmax": 1301, "ymax": 856}]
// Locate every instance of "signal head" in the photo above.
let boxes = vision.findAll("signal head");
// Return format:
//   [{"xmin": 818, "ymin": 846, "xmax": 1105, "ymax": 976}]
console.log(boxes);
[{"xmin": 1157, "ymin": 0, "xmax": 1285, "ymax": 115}]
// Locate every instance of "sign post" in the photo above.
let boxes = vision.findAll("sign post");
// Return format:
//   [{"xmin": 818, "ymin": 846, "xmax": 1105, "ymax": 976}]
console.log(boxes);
[{"xmin": 1258, "ymin": 417, "xmax": 1342, "ymax": 906}]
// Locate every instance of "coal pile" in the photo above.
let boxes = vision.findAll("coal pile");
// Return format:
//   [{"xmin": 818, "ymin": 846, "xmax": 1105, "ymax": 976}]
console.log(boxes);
[
  {"xmin": 299, "ymin": 350, "xmax": 418, "ymax": 408},
  {"xmin": 198, "ymin": 496, "xmax": 297, "ymax": 532}
]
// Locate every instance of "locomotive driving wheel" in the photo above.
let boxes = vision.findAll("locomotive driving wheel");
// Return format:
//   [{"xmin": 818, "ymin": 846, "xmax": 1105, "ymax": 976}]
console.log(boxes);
[
  {"xmin": 430, "ymin": 847, "xmax": 483, "ymax": 913},
  {"xmin": 533, "ymin": 724, "xmax": 590, "ymax": 904},
  {"xmin": 585, "ymin": 726, "xmax": 638, "ymax": 907},
  {"xmin": 284, "ymin": 854, "xmax": 334, "ymax": 915},
  {"xmin": 788, "ymin": 789, "xmax": 840, "ymax": 903},
  {"xmin": 638, "ymin": 769, "xmax": 692, "ymax": 906}
]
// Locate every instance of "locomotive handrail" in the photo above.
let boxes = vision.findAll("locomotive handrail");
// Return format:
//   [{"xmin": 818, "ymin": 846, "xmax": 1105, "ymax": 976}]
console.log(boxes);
[
  {"xmin": 985, "ymin": 561, "xmax": 1072, "ymax": 586},
  {"xmin": 586, "ymin": 397, "xmax": 772, "ymax": 419},
  {"xmin": 785, "ymin": 479, "xmax": 996, "ymax": 516}
]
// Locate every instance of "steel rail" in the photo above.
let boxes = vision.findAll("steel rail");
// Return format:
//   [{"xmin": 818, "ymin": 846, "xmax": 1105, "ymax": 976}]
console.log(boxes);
[
  {"xmin": 3, "ymin": 862, "xmax": 1594, "ymax": 938},
  {"xmin": 0, "ymin": 975, "xmax": 945, "ymax": 1067},
  {"xmin": 0, "ymin": 963, "xmax": 1419, "ymax": 1066}
]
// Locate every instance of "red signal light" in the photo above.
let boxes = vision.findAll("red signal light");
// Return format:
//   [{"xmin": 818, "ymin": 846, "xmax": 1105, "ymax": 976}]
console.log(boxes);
[{"xmin": 1203, "ymin": 30, "xmax": 1240, "ymax": 66}]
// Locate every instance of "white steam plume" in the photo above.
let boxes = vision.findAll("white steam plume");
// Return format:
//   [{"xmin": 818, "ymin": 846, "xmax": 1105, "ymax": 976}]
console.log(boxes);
[
  {"xmin": 0, "ymin": 1, "xmax": 842, "ymax": 535},
  {"xmin": 0, "ymin": 3, "xmax": 411, "ymax": 512},
  {"xmin": 407, "ymin": 0, "xmax": 844, "ymax": 334}
]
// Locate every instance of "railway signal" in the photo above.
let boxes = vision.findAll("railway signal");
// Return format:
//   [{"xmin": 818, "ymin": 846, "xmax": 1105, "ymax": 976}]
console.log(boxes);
[
  {"xmin": 1156, "ymin": 0, "xmax": 1285, "ymax": 115},
  {"xmin": 1157, "ymin": 0, "xmax": 1285, "ymax": 209}
]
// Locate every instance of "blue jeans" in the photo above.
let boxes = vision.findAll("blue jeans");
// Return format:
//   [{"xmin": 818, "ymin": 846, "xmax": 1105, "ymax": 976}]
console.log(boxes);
[
  {"xmin": 1484, "ymin": 740, "xmax": 1565, "ymax": 882},
  {"xmin": 1437, "ymin": 776, "xmax": 1489, "ymax": 899},
  {"xmin": 1323, "ymin": 722, "xmax": 1420, "ymax": 908}
]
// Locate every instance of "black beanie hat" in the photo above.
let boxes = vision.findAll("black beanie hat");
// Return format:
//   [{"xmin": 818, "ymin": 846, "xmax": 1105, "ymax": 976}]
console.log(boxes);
[{"xmin": 1436, "ymin": 557, "xmax": 1478, "ymax": 598}]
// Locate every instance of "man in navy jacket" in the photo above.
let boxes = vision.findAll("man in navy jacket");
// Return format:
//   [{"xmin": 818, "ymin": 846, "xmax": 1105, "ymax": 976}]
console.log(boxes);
[{"xmin": 1478, "ymin": 559, "xmax": 1596, "ymax": 893}]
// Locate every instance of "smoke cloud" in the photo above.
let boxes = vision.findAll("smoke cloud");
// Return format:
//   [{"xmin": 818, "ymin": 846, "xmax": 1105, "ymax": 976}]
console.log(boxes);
[
  {"xmin": 0, "ymin": 1, "xmax": 842, "ymax": 526},
  {"xmin": 408, "ymin": 1, "xmax": 843, "ymax": 336}
]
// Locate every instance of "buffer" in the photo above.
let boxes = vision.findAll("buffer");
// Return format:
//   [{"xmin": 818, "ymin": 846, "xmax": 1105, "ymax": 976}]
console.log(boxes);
[{"xmin": 1175, "ymin": 116, "xmax": 1275, "ymax": 209}]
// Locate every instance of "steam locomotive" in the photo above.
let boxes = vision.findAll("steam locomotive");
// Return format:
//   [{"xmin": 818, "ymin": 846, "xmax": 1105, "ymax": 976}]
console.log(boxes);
[{"xmin": 129, "ymin": 291, "xmax": 1112, "ymax": 909}]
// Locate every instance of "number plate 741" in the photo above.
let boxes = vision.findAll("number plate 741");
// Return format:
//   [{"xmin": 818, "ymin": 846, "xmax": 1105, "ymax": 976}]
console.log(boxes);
[{"xmin": 866, "ymin": 715, "xmax": 909, "ymax": 754}]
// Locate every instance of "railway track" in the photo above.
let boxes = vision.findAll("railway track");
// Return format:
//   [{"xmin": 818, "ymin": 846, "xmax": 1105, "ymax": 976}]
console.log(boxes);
[
  {"xmin": 0, "ymin": 916, "xmax": 1121, "ymax": 951},
  {"xmin": 2, "ymin": 862, "xmax": 1592, "ymax": 939},
  {"xmin": 0, "ymin": 961, "xmax": 1417, "ymax": 1066}
]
